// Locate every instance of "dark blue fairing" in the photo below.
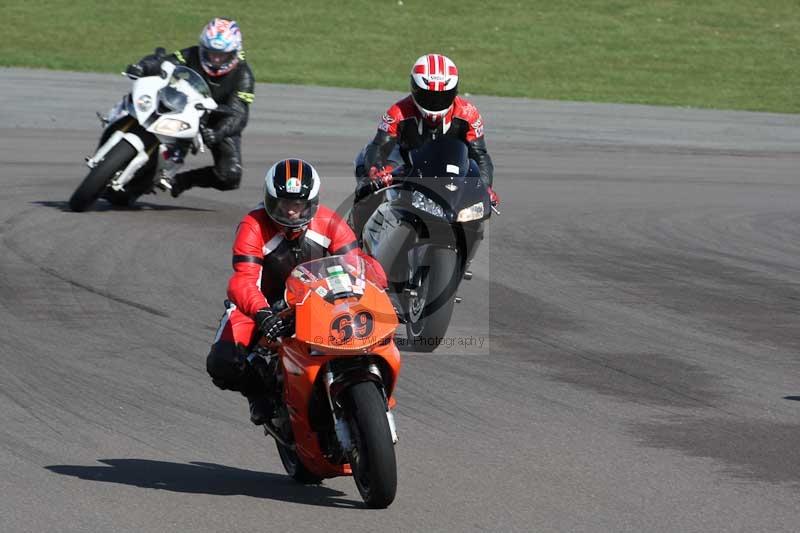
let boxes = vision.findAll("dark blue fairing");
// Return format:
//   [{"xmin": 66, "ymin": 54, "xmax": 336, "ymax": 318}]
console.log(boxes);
[{"xmin": 393, "ymin": 137, "xmax": 491, "ymax": 223}]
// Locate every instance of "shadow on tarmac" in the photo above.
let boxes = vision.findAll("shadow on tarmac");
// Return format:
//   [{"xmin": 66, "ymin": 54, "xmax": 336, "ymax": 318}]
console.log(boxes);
[
  {"xmin": 34, "ymin": 200, "xmax": 214, "ymax": 212},
  {"xmin": 46, "ymin": 458, "xmax": 363, "ymax": 508}
]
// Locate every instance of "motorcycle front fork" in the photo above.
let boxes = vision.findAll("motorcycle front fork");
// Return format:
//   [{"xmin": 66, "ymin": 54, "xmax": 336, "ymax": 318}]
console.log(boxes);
[{"xmin": 324, "ymin": 365, "xmax": 399, "ymax": 454}]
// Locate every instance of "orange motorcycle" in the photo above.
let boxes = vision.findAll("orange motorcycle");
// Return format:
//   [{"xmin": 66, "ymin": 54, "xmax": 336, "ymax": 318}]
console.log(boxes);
[{"xmin": 251, "ymin": 254, "xmax": 401, "ymax": 508}]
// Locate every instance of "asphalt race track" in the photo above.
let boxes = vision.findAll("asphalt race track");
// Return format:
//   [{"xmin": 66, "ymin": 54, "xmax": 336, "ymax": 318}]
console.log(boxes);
[{"xmin": 1, "ymin": 68, "xmax": 799, "ymax": 532}]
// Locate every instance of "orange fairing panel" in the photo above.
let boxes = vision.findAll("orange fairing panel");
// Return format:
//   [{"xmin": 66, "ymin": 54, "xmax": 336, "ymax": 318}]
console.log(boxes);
[{"xmin": 294, "ymin": 281, "xmax": 398, "ymax": 351}]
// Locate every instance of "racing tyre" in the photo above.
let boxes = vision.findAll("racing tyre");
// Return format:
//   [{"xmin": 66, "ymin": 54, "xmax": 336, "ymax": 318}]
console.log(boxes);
[
  {"xmin": 69, "ymin": 141, "xmax": 137, "ymax": 212},
  {"xmin": 346, "ymin": 381, "xmax": 397, "ymax": 508},
  {"xmin": 406, "ymin": 247, "xmax": 459, "ymax": 352}
]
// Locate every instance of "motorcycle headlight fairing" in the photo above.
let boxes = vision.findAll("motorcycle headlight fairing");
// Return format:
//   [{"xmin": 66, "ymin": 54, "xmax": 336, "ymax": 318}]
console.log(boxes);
[
  {"xmin": 456, "ymin": 202, "xmax": 485, "ymax": 222},
  {"xmin": 153, "ymin": 118, "xmax": 191, "ymax": 135},
  {"xmin": 411, "ymin": 191, "xmax": 445, "ymax": 218}
]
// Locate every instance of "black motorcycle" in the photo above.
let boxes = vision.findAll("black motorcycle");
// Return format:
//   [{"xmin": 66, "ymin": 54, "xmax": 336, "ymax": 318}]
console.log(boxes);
[{"xmin": 354, "ymin": 137, "xmax": 496, "ymax": 351}]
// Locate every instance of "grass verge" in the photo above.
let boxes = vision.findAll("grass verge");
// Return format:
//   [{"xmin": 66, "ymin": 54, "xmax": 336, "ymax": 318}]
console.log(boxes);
[{"xmin": 4, "ymin": 0, "xmax": 799, "ymax": 112}]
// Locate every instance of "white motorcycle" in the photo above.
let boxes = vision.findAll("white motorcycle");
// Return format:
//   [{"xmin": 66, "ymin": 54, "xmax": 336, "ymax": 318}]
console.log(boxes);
[{"xmin": 69, "ymin": 61, "xmax": 218, "ymax": 212}]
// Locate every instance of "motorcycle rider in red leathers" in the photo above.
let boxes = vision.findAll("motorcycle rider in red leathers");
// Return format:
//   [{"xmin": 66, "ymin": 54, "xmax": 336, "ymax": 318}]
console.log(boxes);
[
  {"xmin": 207, "ymin": 158, "xmax": 388, "ymax": 425},
  {"xmin": 351, "ymin": 53, "xmax": 499, "ymax": 233}
]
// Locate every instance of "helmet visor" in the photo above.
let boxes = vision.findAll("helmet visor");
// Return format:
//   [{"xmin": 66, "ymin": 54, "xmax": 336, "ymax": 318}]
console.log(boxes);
[
  {"xmin": 266, "ymin": 196, "xmax": 319, "ymax": 228},
  {"xmin": 412, "ymin": 84, "xmax": 457, "ymax": 112},
  {"xmin": 201, "ymin": 48, "xmax": 237, "ymax": 70}
]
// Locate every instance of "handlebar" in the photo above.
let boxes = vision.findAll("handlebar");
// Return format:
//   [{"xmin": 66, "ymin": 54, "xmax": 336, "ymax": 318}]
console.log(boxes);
[
  {"xmin": 194, "ymin": 103, "xmax": 235, "ymax": 115},
  {"xmin": 261, "ymin": 299, "xmax": 295, "ymax": 343}
]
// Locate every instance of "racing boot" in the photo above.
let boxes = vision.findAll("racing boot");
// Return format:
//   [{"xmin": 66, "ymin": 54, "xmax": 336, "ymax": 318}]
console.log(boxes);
[
  {"xmin": 157, "ymin": 172, "xmax": 190, "ymax": 198},
  {"xmin": 165, "ymin": 166, "xmax": 222, "ymax": 198},
  {"xmin": 246, "ymin": 394, "xmax": 274, "ymax": 426},
  {"xmin": 167, "ymin": 175, "xmax": 188, "ymax": 198}
]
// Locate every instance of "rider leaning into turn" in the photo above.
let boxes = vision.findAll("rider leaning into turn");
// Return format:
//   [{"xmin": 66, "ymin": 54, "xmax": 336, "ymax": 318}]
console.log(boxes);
[
  {"xmin": 126, "ymin": 17, "xmax": 255, "ymax": 198},
  {"xmin": 207, "ymin": 158, "xmax": 388, "ymax": 426},
  {"xmin": 354, "ymin": 53, "xmax": 499, "ymax": 205}
]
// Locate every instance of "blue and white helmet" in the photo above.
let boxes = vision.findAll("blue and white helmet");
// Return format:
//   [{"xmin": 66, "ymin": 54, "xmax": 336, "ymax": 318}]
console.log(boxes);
[{"xmin": 198, "ymin": 18, "xmax": 243, "ymax": 77}]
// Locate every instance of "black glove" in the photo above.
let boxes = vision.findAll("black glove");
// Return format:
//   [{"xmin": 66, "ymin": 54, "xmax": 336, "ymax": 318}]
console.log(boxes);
[
  {"xmin": 125, "ymin": 63, "xmax": 145, "ymax": 78},
  {"xmin": 255, "ymin": 307, "xmax": 289, "ymax": 340},
  {"xmin": 200, "ymin": 125, "xmax": 221, "ymax": 146}
]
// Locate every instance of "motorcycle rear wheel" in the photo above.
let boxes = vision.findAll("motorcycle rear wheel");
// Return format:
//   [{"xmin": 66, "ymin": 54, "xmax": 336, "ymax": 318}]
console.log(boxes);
[
  {"xmin": 69, "ymin": 141, "xmax": 136, "ymax": 212},
  {"xmin": 346, "ymin": 381, "xmax": 397, "ymax": 508}
]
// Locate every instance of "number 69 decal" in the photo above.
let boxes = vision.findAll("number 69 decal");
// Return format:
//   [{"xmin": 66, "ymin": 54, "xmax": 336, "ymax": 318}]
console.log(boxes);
[{"xmin": 329, "ymin": 311, "xmax": 374, "ymax": 345}]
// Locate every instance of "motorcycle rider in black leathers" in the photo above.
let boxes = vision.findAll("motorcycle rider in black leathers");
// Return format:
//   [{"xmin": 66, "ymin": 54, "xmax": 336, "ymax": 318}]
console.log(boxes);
[{"xmin": 125, "ymin": 17, "xmax": 255, "ymax": 197}]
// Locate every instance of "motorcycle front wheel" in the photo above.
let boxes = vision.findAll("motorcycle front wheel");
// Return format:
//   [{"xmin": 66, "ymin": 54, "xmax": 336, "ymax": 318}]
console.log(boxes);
[
  {"xmin": 102, "ymin": 162, "xmax": 156, "ymax": 207},
  {"xmin": 405, "ymin": 247, "xmax": 459, "ymax": 352},
  {"xmin": 69, "ymin": 141, "xmax": 137, "ymax": 212},
  {"xmin": 346, "ymin": 381, "xmax": 397, "ymax": 508}
]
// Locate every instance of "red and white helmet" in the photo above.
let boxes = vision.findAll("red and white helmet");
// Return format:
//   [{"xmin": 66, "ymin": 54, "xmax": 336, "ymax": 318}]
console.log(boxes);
[{"xmin": 410, "ymin": 54, "xmax": 459, "ymax": 122}]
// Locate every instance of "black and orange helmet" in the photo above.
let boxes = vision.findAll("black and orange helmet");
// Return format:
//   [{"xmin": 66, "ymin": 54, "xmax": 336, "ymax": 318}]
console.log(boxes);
[{"xmin": 263, "ymin": 158, "xmax": 321, "ymax": 233}]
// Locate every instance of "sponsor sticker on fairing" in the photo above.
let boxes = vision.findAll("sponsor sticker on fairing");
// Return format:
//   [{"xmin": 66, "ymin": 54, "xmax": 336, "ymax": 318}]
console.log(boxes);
[
  {"xmin": 353, "ymin": 277, "xmax": 365, "ymax": 294},
  {"xmin": 326, "ymin": 273, "xmax": 352, "ymax": 294},
  {"xmin": 325, "ymin": 265, "xmax": 352, "ymax": 294}
]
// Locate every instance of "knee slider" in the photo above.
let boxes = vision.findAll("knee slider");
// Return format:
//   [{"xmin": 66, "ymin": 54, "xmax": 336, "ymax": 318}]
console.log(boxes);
[{"xmin": 206, "ymin": 342, "xmax": 246, "ymax": 386}]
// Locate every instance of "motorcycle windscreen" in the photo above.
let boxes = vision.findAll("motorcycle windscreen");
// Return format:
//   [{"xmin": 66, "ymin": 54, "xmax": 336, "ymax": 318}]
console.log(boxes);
[
  {"xmin": 286, "ymin": 256, "xmax": 398, "ymax": 351},
  {"xmin": 407, "ymin": 137, "xmax": 469, "ymax": 178},
  {"xmin": 168, "ymin": 66, "xmax": 211, "ymax": 98}
]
